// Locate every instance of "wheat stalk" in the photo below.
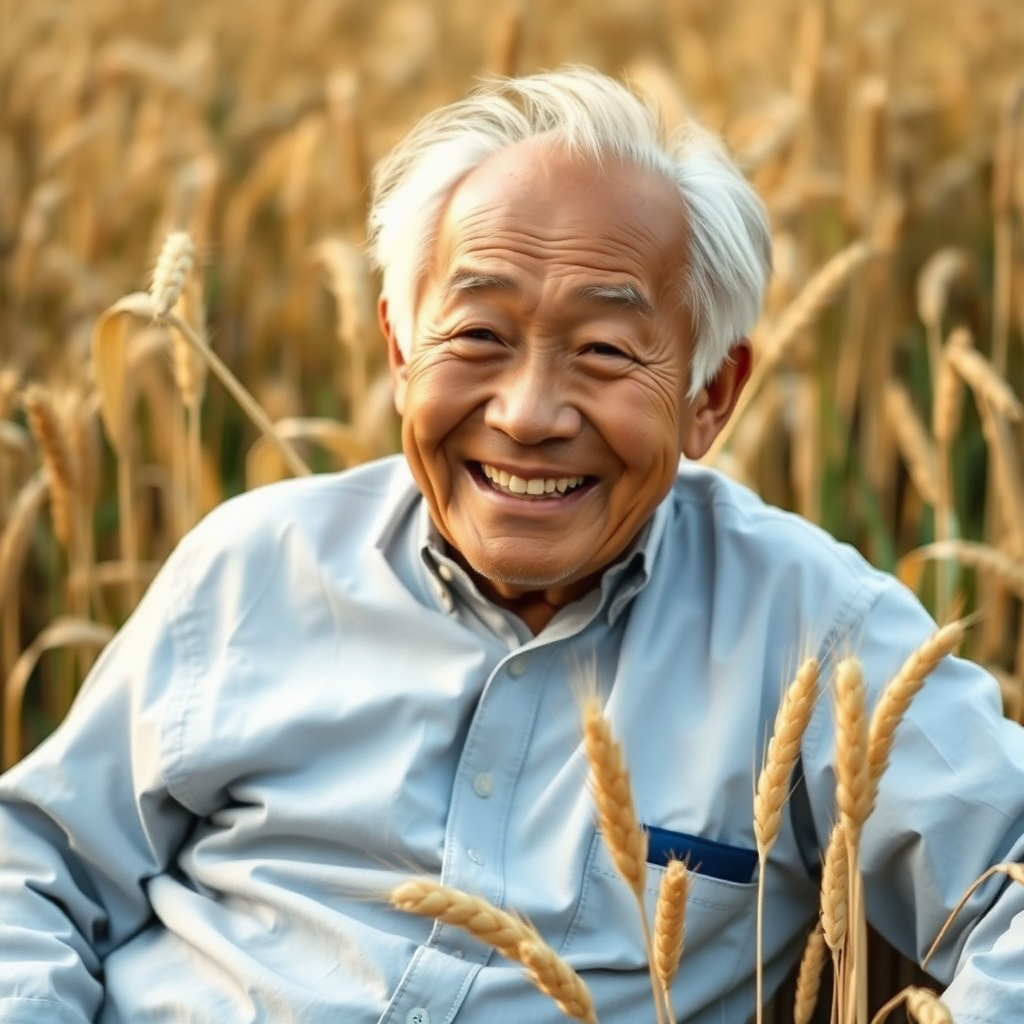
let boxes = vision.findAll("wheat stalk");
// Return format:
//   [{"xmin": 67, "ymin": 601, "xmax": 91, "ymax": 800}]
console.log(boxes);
[
  {"xmin": 946, "ymin": 343, "xmax": 1024, "ymax": 422},
  {"xmin": 707, "ymin": 240, "xmax": 876, "ymax": 461},
  {"xmin": 922, "ymin": 861, "xmax": 1024, "ymax": 970},
  {"xmin": 867, "ymin": 620, "xmax": 966, "ymax": 811},
  {"xmin": 977, "ymin": 399, "xmax": 1024, "ymax": 560},
  {"xmin": 884, "ymin": 382, "xmax": 939, "ymax": 508},
  {"xmin": 897, "ymin": 540, "xmax": 1024, "ymax": 601},
  {"xmin": 754, "ymin": 657, "xmax": 819, "ymax": 1023},
  {"xmin": 932, "ymin": 327, "xmax": 972, "ymax": 620}
]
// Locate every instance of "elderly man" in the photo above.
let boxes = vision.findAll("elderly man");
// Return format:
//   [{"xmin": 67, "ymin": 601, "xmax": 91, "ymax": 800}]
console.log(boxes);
[{"xmin": 1, "ymin": 68, "xmax": 1022, "ymax": 1024}]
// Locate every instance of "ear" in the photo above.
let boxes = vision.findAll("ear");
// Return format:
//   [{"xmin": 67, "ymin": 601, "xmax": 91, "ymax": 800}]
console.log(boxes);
[
  {"xmin": 379, "ymin": 296, "xmax": 408, "ymax": 416},
  {"xmin": 679, "ymin": 338, "xmax": 752, "ymax": 460}
]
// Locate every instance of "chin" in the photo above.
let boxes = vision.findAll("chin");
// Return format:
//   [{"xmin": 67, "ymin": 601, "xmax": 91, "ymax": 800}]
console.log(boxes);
[{"xmin": 471, "ymin": 556, "xmax": 581, "ymax": 591}]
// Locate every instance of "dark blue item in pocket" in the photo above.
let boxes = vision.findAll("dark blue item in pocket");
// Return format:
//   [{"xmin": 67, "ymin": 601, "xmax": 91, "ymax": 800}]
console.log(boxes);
[{"xmin": 644, "ymin": 824, "xmax": 757, "ymax": 884}]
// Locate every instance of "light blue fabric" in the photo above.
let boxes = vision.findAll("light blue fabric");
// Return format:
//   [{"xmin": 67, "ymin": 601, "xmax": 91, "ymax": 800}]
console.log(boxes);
[{"xmin": 1, "ymin": 455, "xmax": 1022, "ymax": 1023}]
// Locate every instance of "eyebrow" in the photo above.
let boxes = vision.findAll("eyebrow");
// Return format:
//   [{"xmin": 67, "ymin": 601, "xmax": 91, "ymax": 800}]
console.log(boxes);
[{"xmin": 443, "ymin": 269, "xmax": 654, "ymax": 319}]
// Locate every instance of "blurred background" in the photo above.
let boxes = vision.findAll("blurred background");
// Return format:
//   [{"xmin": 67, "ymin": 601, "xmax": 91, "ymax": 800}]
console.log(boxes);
[
  {"xmin": 4, "ymin": 0, "xmax": 1024, "ymax": 786},
  {"xmin": 1, "ymin": 0, "xmax": 1024, "ymax": 1014}
]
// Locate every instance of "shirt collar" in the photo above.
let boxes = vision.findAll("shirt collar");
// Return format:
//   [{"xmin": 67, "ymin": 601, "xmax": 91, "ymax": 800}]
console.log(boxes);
[{"xmin": 411, "ymin": 490, "xmax": 669, "ymax": 628}]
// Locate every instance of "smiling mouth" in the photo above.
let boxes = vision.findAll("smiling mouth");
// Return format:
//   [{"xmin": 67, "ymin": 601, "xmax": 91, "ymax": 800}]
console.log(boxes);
[{"xmin": 474, "ymin": 462, "xmax": 593, "ymax": 499}]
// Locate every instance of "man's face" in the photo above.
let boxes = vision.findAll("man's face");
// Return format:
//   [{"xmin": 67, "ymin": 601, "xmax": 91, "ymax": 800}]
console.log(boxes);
[{"xmin": 385, "ymin": 138, "xmax": 735, "ymax": 607}]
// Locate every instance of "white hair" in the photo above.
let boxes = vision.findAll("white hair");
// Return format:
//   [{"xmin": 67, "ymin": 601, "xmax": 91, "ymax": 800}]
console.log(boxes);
[{"xmin": 367, "ymin": 66, "xmax": 771, "ymax": 396}]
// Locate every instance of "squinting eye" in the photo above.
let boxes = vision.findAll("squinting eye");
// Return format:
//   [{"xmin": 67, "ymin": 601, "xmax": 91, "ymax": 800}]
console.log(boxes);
[
  {"xmin": 584, "ymin": 342, "xmax": 630, "ymax": 359},
  {"xmin": 457, "ymin": 328, "xmax": 502, "ymax": 343}
]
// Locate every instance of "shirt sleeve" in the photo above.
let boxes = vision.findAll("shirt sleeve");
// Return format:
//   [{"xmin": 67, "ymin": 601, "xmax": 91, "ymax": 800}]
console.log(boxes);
[
  {"xmin": 0, "ymin": 536, "xmax": 200, "ymax": 1024},
  {"xmin": 799, "ymin": 577, "xmax": 1024, "ymax": 1021}
]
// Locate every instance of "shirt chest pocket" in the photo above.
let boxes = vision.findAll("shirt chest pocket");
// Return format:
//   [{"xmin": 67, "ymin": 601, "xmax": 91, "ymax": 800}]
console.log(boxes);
[{"xmin": 559, "ymin": 829, "xmax": 759, "ymax": 998}]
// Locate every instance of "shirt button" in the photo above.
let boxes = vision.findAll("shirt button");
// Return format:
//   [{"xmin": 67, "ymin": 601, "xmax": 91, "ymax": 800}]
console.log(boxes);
[
  {"xmin": 436, "ymin": 586, "xmax": 453, "ymax": 613},
  {"xmin": 467, "ymin": 847, "xmax": 485, "ymax": 865},
  {"xmin": 451, "ymin": 948, "xmax": 464, "ymax": 959},
  {"xmin": 472, "ymin": 772, "xmax": 494, "ymax": 798},
  {"xmin": 437, "ymin": 563, "xmax": 454, "ymax": 582},
  {"xmin": 507, "ymin": 655, "xmax": 527, "ymax": 677},
  {"xmin": 406, "ymin": 1010, "xmax": 430, "ymax": 1024}
]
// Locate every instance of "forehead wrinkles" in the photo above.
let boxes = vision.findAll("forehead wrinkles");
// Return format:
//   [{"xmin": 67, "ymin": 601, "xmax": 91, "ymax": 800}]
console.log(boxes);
[{"xmin": 437, "ymin": 201, "xmax": 686, "ymax": 296}]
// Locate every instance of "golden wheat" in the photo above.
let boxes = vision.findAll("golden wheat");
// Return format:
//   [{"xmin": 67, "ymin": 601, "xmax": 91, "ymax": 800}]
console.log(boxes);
[
  {"xmin": 867, "ymin": 620, "xmax": 966, "ymax": 810},
  {"xmin": 389, "ymin": 878, "xmax": 537, "ymax": 961},
  {"xmin": 653, "ymin": 859, "xmax": 689, "ymax": 992},
  {"xmin": 793, "ymin": 924, "xmax": 827, "ymax": 1024}
]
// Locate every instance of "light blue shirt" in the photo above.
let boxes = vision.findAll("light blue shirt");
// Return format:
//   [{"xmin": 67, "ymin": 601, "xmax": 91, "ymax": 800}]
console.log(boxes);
[{"xmin": 1, "ymin": 456, "xmax": 1022, "ymax": 1024}]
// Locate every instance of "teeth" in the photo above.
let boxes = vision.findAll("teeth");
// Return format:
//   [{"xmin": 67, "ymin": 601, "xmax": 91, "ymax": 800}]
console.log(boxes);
[{"xmin": 479, "ymin": 464, "xmax": 586, "ymax": 498}]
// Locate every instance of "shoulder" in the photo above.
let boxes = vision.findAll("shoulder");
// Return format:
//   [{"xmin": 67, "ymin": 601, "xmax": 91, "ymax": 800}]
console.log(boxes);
[
  {"xmin": 185, "ymin": 455, "xmax": 413, "ymax": 561},
  {"xmin": 161, "ymin": 455, "xmax": 416, "ymax": 613},
  {"xmin": 657, "ymin": 463, "xmax": 892, "ymax": 655},
  {"xmin": 669, "ymin": 463, "xmax": 880, "ymax": 578}
]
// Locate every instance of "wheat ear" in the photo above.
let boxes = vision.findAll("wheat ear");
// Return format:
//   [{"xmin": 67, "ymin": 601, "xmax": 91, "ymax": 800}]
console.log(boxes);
[
  {"xmin": 922, "ymin": 862, "xmax": 1024, "ymax": 970},
  {"xmin": 869, "ymin": 986, "xmax": 954, "ymax": 1024},
  {"xmin": 932, "ymin": 327, "xmax": 971, "ymax": 446},
  {"xmin": 653, "ymin": 859, "xmax": 688, "ymax": 995},
  {"xmin": 834, "ymin": 658, "xmax": 870, "ymax": 1024},
  {"xmin": 706, "ymin": 241, "xmax": 876, "ymax": 462},
  {"xmin": 519, "ymin": 940, "xmax": 599, "ymax": 1024},
  {"xmin": 793, "ymin": 924, "xmax": 828, "ymax": 1024},
  {"xmin": 754, "ymin": 657, "xmax": 820, "ymax": 1023},
  {"xmin": 150, "ymin": 231, "xmax": 195, "ymax": 316},
  {"xmin": 835, "ymin": 659, "xmax": 871, "ymax": 846},
  {"xmin": 755, "ymin": 658, "xmax": 821, "ymax": 853},
  {"xmin": 389, "ymin": 878, "xmax": 538, "ymax": 961},
  {"xmin": 883, "ymin": 382, "xmax": 939, "ymax": 507},
  {"xmin": 390, "ymin": 879, "xmax": 597, "ymax": 1024},
  {"xmin": 581, "ymin": 697, "xmax": 664, "ymax": 1024},
  {"xmin": 22, "ymin": 385, "xmax": 78, "ymax": 550},
  {"xmin": 581, "ymin": 697, "xmax": 648, "ymax": 896},
  {"xmin": 867, "ymin": 620, "xmax": 965, "ymax": 811},
  {"xmin": 820, "ymin": 822, "xmax": 848, "ymax": 1024},
  {"xmin": 946, "ymin": 343, "xmax": 1024, "ymax": 422}
]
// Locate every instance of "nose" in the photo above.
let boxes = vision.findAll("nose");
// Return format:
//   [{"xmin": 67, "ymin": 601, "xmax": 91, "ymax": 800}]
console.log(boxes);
[{"xmin": 483, "ymin": 356, "xmax": 582, "ymax": 444}]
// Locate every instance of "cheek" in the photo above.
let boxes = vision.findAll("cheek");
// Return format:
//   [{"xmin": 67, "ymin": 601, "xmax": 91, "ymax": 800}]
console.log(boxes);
[{"xmin": 598, "ymin": 385, "xmax": 682, "ymax": 475}]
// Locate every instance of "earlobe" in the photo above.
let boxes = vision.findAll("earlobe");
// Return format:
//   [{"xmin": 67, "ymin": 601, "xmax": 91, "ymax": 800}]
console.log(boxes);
[
  {"xmin": 380, "ymin": 297, "xmax": 408, "ymax": 415},
  {"xmin": 680, "ymin": 339, "xmax": 753, "ymax": 460}
]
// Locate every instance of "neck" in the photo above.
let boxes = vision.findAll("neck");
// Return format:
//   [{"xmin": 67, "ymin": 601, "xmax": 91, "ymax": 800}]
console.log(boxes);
[{"xmin": 449, "ymin": 551, "xmax": 601, "ymax": 634}]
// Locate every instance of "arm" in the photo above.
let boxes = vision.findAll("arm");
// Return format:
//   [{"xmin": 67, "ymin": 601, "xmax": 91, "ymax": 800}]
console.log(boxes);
[
  {"xmin": 0, "ymin": 542, "xmax": 199, "ymax": 1024},
  {"xmin": 800, "ymin": 579, "xmax": 1024, "ymax": 1021}
]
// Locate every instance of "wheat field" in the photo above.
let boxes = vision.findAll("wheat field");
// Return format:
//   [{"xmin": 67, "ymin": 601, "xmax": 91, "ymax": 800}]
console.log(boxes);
[{"xmin": 1, "ymin": 0, "xmax": 1024, "ymax": 1020}]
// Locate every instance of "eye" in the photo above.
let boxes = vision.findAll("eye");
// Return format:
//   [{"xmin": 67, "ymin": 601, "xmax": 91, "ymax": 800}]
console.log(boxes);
[
  {"xmin": 583, "ymin": 341, "xmax": 631, "ymax": 359},
  {"xmin": 456, "ymin": 327, "xmax": 502, "ymax": 343}
]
